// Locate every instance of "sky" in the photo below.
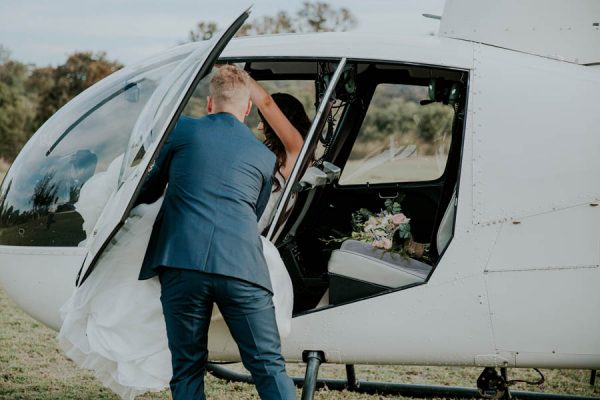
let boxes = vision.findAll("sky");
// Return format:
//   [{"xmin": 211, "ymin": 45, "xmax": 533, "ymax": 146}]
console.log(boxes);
[{"xmin": 0, "ymin": 0, "xmax": 446, "ymax": 67}]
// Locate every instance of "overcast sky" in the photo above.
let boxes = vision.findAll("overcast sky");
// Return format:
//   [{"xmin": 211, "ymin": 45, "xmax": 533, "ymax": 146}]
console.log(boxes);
[{"xmin": 0, "ymin": 0, "xmax": 446, "ymax": 66}]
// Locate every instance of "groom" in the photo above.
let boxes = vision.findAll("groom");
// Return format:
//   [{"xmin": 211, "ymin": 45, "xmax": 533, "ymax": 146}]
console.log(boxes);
[{"xmin": 135, "ymin": 65, "xmax": 296, "ymax": 399}]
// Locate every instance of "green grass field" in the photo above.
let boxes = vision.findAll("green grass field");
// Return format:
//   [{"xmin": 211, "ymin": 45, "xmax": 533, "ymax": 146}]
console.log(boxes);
[{"xmin": 1, "ymin": 287, "xmax": 597, "ymax": 400}]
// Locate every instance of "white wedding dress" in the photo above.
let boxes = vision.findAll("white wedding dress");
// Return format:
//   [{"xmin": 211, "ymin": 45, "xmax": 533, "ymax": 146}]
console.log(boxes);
[{"xmin": 57, "ymin": 157, "xmax": 294, "ymax": 400}]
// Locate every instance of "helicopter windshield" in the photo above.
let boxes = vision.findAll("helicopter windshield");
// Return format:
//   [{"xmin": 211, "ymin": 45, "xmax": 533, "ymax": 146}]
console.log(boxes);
[{"xmin": 0, "ymin": 53, "xmax": 191, "ymax": 247}]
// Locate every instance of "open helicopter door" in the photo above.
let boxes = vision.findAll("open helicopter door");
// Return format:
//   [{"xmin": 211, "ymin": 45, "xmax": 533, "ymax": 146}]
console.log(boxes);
[{"xmin": 76, "ymin": 10, "xmax": 250, "ymax": 286}]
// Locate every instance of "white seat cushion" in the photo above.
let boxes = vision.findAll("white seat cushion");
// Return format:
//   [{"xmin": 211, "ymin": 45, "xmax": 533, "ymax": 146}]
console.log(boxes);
[
  {"xmin": 328, "ymin": 239, "xmax": 431, "ymax": 288},
  {"xmin": 436, "ymin": 189, "xmax": 457, "ymax": 254}
]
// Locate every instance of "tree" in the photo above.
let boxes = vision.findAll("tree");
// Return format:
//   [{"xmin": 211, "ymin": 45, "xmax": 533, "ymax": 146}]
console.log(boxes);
[
  {"xmin": 296, "ymin": 2, "xmax": 357, "ymax": 32},
  {"xmin": 0, "ymin": 52, "xmax": 35, "ymax": 161},
  {"xmin": 237, "ymin": 11, "xmax": 296, "ymax": 36},
  {"xmin": 31, "ymin": 51, "xmax": 122, "ymax": 132},
  {"xmin": 0, "ymin": 82, "xmax": 31, "ymax": 160},
  {"xmin": 188, "ymin": 1, "xmax": 357, "ymax": 41},
  {"xmin": 0, "ymin": 49, "xmax": 122, "ymax": 162}
]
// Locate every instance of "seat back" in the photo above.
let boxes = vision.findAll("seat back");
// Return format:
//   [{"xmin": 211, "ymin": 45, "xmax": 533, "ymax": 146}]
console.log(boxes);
[
  {"xmin": 436, "ymin": 188, "xmax": 457, "ymax": 255},
  {"xmin": 327, "ymin": 239, "xmax": 432, "ymax": 304}
]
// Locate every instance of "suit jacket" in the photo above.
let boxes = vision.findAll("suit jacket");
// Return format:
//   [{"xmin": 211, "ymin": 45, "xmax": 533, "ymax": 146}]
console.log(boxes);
[{"xmin": 136, "ymin": 112, "xmax": 275, "ymax": 292}]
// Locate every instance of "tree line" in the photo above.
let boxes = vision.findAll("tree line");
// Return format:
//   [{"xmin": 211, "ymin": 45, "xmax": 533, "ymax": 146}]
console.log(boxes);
[{"xmin": 1, "ymin": 2, "xmax": 451, "ymax": 166}]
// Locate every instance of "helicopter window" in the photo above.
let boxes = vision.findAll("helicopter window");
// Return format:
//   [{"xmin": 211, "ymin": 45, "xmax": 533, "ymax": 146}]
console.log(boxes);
[
  {"xmin": 338, "ymin": 83, "xmax": 454, "ymax": 185},
  {"xmin": 0, "ymin": 60, "xmax": 181, "ymax": 247}
]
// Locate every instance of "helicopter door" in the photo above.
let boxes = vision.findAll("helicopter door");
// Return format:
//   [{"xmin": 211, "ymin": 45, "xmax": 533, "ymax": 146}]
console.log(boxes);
[{"xmin": 76, "ymin": 10, "xmax": 250, "ymax": 285}]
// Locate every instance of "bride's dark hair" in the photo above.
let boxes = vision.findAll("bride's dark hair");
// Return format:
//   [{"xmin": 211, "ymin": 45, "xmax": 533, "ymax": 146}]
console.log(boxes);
[{"xmin": 258, "ymin": 93, "xmax": 311, "ymax": 192}]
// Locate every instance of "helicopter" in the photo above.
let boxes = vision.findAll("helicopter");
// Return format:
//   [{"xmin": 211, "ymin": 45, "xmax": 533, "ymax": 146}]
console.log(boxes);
[{"xmin": 0, "ymin": 0, "xmax": 599, "ymax": 398}]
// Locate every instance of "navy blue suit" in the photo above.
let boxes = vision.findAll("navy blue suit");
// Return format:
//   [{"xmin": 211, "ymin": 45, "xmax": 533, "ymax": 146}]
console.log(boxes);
[{"xmin": 136, "ymin": 113, "xmax": 295, "ymax": 399}]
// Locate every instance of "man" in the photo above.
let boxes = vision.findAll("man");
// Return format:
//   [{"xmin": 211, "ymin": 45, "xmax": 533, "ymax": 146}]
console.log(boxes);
[{"xmin": 135, "ymin": 65, "xmax": 296, "ymax": 399}]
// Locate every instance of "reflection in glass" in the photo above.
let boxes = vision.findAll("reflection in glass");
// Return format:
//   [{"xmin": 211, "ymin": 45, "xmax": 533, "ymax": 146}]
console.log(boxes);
[{"xmin": 0, "ymin": 59, "xmax": 182, "ymax": 246}]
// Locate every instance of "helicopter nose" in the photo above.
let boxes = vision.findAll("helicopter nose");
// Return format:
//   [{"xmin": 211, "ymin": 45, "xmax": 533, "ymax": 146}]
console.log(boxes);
[{"xmin": 0, "ymin": 248, "xmax": 84, "ymax": 331}]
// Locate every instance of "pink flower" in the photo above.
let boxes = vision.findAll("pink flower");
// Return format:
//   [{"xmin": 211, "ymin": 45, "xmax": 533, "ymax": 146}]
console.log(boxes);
[
  {"xmin": 392, "ymin": 213, "xmax": 409, "ymax": 225},
  {"xmin": 382, "ymin": 238, "xmax": 392, "ymax": 249},
  {"xmin": 372, "ymin": 240, "xmax": 384, "ymax": 249}
]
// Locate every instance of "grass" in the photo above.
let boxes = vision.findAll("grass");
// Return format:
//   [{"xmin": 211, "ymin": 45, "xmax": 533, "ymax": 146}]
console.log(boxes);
[{"xmin": 1, "ymin": 287, "xmax": 598, "ymax": 400}]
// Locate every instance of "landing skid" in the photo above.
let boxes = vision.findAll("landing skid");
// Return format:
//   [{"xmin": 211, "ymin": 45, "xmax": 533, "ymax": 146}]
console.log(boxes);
[{"xmin": 206, "ymin": 363, "xmax": 598, "ymax": 400}]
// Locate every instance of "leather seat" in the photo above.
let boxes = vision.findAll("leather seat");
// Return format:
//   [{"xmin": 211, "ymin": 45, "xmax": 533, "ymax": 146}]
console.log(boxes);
[{"xmin": 327, "ymin": 239, "xmax": 432, "ymax": 304}]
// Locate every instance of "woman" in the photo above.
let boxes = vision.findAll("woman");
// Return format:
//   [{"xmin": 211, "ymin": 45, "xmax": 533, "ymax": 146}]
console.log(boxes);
[
  {"xmin": 249, "ymin": 79, "xmax": 312, "ymax": 232},
  {"xmin": 58, "ymin": 77, "xmax": 311, "ymax": 400}
]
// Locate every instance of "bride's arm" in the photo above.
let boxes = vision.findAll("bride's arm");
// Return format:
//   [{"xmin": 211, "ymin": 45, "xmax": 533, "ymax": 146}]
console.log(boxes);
[{"xmin": 248, "ymin": 77, "xmax": 304, "ymax": 179}]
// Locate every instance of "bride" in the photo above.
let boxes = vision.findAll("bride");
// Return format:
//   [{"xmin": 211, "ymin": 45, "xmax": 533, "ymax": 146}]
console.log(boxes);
[{"xmin": 58, "ymin": 77, "xmax": 311, "ymax": 399}]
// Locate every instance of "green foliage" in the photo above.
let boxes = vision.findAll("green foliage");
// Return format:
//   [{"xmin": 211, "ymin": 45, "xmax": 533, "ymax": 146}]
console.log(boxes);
[
  {"xmin": 351, "ymin": 207, "xmax": 373, "ymax": 231},
  {"xmin": 384, "ymin": 197, "xmax": 404, "ymax": 214},
  {"xmin": 0, "ymin": 49, "xmax": 121, "ymax": 162},
  {"xmin": 0, "ymin": 57, "xmax": 35, "ymax": 161},
  {"xmin": 349, "ymin": 84, "xmax": 454, "ymax": 160},
  {"xmin": 31, "ymin": 51, "xmax": 122, "ymax": 131},
  {"xmin": 416, "ymin": 103, "xmax": 453, "ymax": 142}
]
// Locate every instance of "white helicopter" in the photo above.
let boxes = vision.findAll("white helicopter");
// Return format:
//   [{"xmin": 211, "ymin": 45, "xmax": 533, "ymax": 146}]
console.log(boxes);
[{"xmin": 0, "ymin": 0, "xmax": 599, "ymax": 398}]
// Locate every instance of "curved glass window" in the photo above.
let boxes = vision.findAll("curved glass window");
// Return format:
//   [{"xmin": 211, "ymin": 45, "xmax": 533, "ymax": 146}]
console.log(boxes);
[
  {"xmin": 0, "ymin": 56, "xmax": 187, "ymax": 247},
  {"xmin": 120, "ymin": 40, "xmax": 214, "ymax": 182}
]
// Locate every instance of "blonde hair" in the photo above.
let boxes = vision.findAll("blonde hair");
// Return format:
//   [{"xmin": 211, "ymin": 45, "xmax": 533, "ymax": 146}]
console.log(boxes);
[{"xmin": 209, "ymin": 65, "xmax": 250, "ymax": 110}]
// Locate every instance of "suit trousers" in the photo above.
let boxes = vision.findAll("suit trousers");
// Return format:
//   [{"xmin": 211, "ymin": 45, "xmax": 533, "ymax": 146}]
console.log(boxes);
[{"xmin": 159, "ymin": 267, "xmax": 296, "ymax": 400}]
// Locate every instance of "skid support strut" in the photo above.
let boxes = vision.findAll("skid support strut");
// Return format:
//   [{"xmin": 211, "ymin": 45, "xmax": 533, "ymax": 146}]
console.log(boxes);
[
  {"xmin": 346, "ymin": 364, "xmax": 358, "ymax": 390},
  {"xmin": 301, "ymin": 351, "xmax": 326, "ymax": 400}
]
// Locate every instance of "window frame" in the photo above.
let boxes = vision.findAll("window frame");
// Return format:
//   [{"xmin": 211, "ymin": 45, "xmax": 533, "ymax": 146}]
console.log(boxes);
[
  {"xmin": 338, "ymin": 81, "xmax": 455, "ymax": 186},
  {"xmin": 333, "ymin": 61, "xmax": 465, "ymax": 190}
]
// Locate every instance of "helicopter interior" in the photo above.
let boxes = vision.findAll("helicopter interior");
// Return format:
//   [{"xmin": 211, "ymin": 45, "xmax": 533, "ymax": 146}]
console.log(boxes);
[{"xmin": 199, "ymin": 58, "xmax": 469, "ymax": 315}]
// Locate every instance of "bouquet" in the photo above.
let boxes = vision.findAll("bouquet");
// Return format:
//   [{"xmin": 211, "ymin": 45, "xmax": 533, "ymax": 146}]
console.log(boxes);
[
  {"xmin": 322, "ymin": 196, "xmax": 429, "ymax": 259},
  {"xmin": 350, "ymin": 198, "xmax": 412, "ymax": 256}
]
